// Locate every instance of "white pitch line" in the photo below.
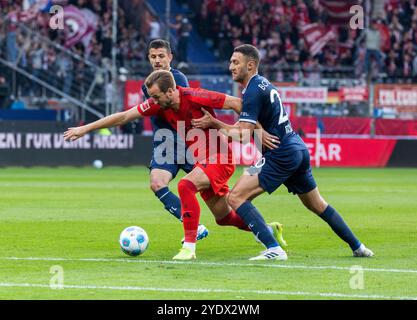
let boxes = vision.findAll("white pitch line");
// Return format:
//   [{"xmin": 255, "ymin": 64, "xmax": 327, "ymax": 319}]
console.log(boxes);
[
  {"xmin": 3, "ymin": 256, "xmax": 417, "ymax": 274},
  {"xmin": 0, "ymin": 283, "xmax": 415, "ymax": 300}
]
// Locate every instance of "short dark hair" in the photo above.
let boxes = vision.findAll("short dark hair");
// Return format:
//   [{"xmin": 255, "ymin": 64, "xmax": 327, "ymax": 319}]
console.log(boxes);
[
  {"xmin": 234, "ymin": 44, "xmax": 260, "ymax": 66},
  {"xmin": 148, "ymin": 39, "xmax": 172, "ymax": 54},
  {"xmin": 145, "ymin": 70, "xmax": 176, "ymax": 93}
]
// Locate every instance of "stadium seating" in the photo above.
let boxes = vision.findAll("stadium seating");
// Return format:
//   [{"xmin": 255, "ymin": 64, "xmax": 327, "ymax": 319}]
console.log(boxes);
[{"xmin": 0, "ymin": 0, "xmax": 416, "ymax": 126}]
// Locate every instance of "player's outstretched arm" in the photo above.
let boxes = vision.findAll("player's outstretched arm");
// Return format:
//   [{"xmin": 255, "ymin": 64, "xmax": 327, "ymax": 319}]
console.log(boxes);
[
  {"xmin": 222, "ymin": 95, "xmax": 242, "ymax": 114},
  {"xmin": 192, "ymin": 109, "xmax": 279, "ymax": 148},
  {"xmin": 63, "ymin": 107, "xmax": 142, "ymax": 142},
  {"xmin": 192, "ymin": 110, "xmax": 280, "ymax": 149}
]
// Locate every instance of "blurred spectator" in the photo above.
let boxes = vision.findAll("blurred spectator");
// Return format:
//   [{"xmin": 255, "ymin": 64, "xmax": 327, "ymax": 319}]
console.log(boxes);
[
  {"xmin": 29, "ymin": 41, "xmax": 44, "ymax": 96},
  {"xmin": 149, "ymin": 15, "xmax": 161, "ymax": 41},
  {"xmin": 364, "ymin": 19, "xmax": 384, "ymax": 76},
  {"xmin": 0, "ymin": 74, "xmax": 11, "ymax": 108},
  {"xmin": 402, "ymin": 54, "xmax": 413, "ymax": 78},
  {"xmin": 413, "ymin": 52, "xmax": 417, "ymax": 77},
  {"xmin": 57, "ymin": 51, "xmax": 74, "ymax": 95},
  {"xmin": 5, "ymin": 4, "xmax": 18, "ymax": 63},
  {"xmin": 171, "ymin": 14, "xmax": 192, "ymax": 63}
]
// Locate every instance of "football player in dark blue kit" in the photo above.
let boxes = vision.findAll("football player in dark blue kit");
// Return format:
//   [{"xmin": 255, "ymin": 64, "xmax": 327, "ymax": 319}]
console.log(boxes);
[
  {"xmin": 193, "ymin": 44, "xmax": 373, "ymax": 260},
  {"xmin": 143, "ymin": 39, "xmax": 208, "ymax": 241}
]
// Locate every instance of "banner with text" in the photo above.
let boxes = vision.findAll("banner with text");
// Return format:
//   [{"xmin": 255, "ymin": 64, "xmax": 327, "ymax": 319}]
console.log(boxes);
[{"xmin": 303, "ymin": 138, "xmax": 397, "ymax": 167}]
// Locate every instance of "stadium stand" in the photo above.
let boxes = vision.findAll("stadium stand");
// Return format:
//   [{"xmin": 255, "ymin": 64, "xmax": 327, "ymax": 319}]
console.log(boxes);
[{"xmin": 0, "ymin": 0, "xmax": 416, "ymax": 127}]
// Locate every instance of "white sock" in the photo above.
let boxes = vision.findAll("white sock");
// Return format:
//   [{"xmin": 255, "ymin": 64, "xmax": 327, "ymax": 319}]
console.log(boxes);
[{"xmin": 183, "ymin": 242, "xmax": 196, "ymax": 252}]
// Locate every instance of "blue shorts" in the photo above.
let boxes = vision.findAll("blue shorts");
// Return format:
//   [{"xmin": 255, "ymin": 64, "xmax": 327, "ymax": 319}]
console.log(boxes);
[
  {"xmin": 253, "ymin": 149, "xmax": 317, "ymax": 195},
  {"xmin": 149, "ymin": 155, "xmax": 194, "ymax": 179}
]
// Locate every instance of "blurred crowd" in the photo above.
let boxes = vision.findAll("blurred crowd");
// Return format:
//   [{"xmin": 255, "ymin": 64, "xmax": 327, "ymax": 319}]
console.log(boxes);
[
  {"xmin": 1, "ymin": 0, "xmax": 417, "ymax": 105},
  {"xmin": 382, "ymin": 0, "xmax": 417, "ymax": 79},
  {"xmin": 0, "ymin": 0, "xmax": 158, "ymax": 99},
  {"xmin": 191, "ymin": 0, "xmax": 417, "ymax": 81}
]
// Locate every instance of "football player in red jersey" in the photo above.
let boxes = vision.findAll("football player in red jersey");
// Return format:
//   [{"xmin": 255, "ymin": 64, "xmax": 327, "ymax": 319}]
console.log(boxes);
[{"xmin": 64, "ymin": 70, "xmax": 282, "ymax": 260}]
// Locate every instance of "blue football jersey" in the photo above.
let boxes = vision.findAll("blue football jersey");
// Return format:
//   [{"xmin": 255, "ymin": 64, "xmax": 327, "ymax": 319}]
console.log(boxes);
[{"xmin": 239, "ymin": 74, "xmax": 306, "ymax": 154}]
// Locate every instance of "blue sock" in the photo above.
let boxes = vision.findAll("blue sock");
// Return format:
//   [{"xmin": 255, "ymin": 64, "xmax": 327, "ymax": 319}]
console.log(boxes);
[
  {"xmin": 319, "ymin": 205, "xmax": 361, "ymax": 251},
  {"xmin": 236, "ymin": 201, "xmax": 279, "ymax": 249},
  {"xmin": 154, "ymin": 187, "xmax": 182, "ymax": 221}
]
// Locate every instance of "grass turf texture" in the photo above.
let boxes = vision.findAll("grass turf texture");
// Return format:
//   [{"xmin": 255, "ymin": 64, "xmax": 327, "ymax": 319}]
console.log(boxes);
[{"xmin": 0, "ymin": 167, "xmax": 416, "ymax": 300}]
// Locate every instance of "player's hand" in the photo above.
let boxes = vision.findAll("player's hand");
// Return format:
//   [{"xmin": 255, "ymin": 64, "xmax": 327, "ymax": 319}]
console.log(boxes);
[
  {"xmin": 261, "ymin": 130, "xmax": 280, "ymax": 150},
  {"xmin": 191, "ymin": 108, "xmax": 215, "ymax": 129},
  {"xmin": 63, "ymin": 127, "xmax": 87, "ymax": 142}
]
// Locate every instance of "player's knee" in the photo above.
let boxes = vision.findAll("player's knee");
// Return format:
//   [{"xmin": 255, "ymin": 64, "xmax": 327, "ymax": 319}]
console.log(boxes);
[
  {"xmin": 227, "ymin": 191, "xmax": 241, "ymax": 210},
  {"xmin": 149, "ymin": 179, "xmax": 168, "ymax": 192},
  {"xmin": 305, "ymin": 199, "xmax": 327, "ymax": 215}
]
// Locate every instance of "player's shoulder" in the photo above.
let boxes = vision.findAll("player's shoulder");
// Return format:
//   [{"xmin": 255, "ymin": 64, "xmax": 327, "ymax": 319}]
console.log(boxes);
[
  {"xmin": 170, "ymin": 67, "xmax": 185, "ymax": 77},
  {"xmin": 171, "ymin": 68, "xmax": 189, "ymax": 86},
  {"xmin": 179, "ymin": 86, "xmax": 207, "ymax": 101},
  {"xmin": 245, "ymin": 74, "xmax": 272, "ymax": 97}
]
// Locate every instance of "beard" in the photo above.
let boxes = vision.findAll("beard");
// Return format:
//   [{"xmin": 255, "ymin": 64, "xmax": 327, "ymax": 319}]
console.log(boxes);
[{"xmin": 233, "ymin": 70, "xmax": 248, "ymax": 83}]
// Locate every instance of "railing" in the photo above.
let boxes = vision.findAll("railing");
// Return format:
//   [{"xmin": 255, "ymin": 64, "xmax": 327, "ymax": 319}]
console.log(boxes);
[{"xmin": 0, "ymin": 14, "xmax": 110, "ymax": 120}]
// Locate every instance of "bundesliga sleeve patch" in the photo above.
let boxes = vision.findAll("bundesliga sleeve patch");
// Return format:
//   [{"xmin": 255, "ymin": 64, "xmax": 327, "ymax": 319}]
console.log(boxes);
[{"xmin": 139, "ymin": 100, "xmax": 151, "ymax": 113}]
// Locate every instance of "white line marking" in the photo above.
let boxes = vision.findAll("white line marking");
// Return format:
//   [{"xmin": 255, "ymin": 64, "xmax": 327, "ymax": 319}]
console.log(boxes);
[
  {"xmin": 3, "ymin": 256, "xmax": 417, "ymax": 274},
  {"xmin": 0, "ymin": 283, "xmax": 415, "ymax": 300}
]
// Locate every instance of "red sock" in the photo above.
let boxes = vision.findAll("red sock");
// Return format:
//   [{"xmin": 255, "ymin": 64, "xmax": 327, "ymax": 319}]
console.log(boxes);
[
  {"xmin": 178, "ymin": 179, "xmax": 200, "ymax": 243},
  {"xmin": 216, "ymin": 210, "xmax": 251, "ymax": 231}
]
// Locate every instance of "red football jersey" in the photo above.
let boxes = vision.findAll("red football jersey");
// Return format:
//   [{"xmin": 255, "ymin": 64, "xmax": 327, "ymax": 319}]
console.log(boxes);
[{"xmin": 136, "ymin": 86, "xmax": 232, "ymax": 164}]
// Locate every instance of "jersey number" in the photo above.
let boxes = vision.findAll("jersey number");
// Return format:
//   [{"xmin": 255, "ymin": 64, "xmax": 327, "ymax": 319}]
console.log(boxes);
[{"xmin": 270, "ymin": 89, "xmax": 288, "ymax": 125}]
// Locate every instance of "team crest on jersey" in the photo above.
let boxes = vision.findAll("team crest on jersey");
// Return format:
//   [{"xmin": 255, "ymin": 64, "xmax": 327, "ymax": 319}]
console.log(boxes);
[{"xmin": 139, "ymin": 100, "xmax": 151, "ymax": 113}]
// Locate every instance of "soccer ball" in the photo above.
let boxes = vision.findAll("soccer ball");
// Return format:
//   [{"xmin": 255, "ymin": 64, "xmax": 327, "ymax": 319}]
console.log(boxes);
[
  {"xmin": 93, "ymin": 159, "xmax": 103, "ymax": 169},
  {"xmin": 119, "ymin": 226, "xmax": 149, "ymax": 256}
]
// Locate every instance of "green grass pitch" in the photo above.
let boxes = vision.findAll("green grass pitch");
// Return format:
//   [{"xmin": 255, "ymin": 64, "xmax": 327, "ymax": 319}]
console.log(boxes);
[{"xmin": 0, "ymin": 166, "xmax": 416, "ymax": 300}]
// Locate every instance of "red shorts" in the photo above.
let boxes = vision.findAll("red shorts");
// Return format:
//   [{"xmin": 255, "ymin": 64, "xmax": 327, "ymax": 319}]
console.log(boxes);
[{"xmin": 195, "ymin": 161, "xmax": 235, "ymax": 201}]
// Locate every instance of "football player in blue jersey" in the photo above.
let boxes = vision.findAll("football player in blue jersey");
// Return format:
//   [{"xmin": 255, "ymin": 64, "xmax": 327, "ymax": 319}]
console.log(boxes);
[
  {"xmin": 192, "ymin": 44, "xmax": 373, "ymax": 260},
  {"xmin": 143, "ymin": 39, "xmax": 208, "ymax": 241}
]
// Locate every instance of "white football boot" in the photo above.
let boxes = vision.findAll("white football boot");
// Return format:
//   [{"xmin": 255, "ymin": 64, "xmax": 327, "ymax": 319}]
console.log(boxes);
[
  {"xmin": 249, "ymin": 246, "xmax": 288, "ymax": 261},
  {"xmin": 353, "ymin": 244, "xmax": 374, "ymax": 257}
]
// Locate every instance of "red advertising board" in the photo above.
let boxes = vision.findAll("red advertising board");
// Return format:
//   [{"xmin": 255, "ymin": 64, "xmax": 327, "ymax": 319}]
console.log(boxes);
[
  {"xmin": 278, "ymin": 87, "xmax": 328, "ymax": 103},
  {"xmin": 290, "ymin": 116, "xmax": 371, "ymax": 135},
  {"xmin": 374, "ymin": 84, "xmax": 417, "ymax": 112},
  {"xmin": 339, "ymin": 87, "xmax": 369, "ymax": 102},
  {"xmin": 303, "ymin": 138, "xmax": 397, "ymax": 167},
  {"xmin": 232, "ymin": 138, "xmax": 396, "ymax": 167},
  {"xmin": 375, "ymin": 119, "xmax": 417, "ymax": 136}
]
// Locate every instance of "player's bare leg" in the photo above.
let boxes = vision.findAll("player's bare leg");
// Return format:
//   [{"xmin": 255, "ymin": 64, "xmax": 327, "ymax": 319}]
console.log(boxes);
[
  {"xmin": 298, "ymin": 187, "xmax": 374, "ymax": 257},
  {"xmin": 150, "ymin": 169, "xmax": 173, "ymax": 192},
  {"xmin": 227, "ymin": 173, "xmax": 265, "ymax": 210}
]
